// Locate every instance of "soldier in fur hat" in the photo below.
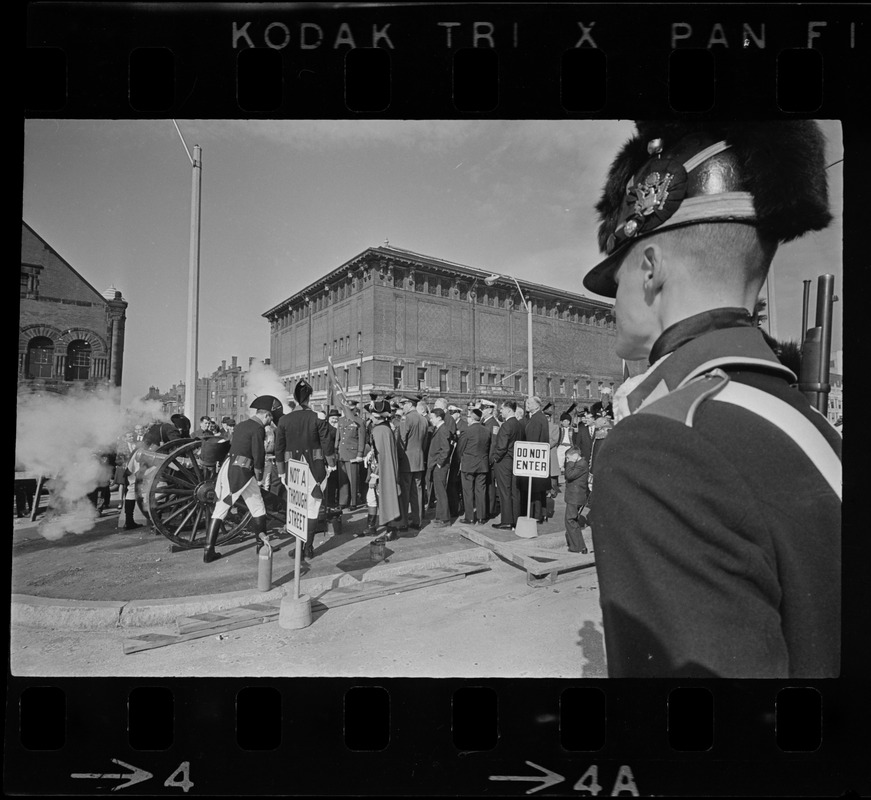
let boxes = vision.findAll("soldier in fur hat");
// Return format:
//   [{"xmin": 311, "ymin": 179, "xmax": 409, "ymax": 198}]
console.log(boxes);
[
  {"xmin": 274, "ymin": 378, "xmax": 336, "ymax": 560},
  {"xmin": 584, "ymin": 121, "xmax": 841, "ymax": 678}
]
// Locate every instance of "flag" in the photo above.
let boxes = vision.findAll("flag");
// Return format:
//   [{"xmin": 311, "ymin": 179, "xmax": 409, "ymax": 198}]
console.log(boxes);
[
  {"xmin": 327, "ymin": 356, "xmax": 349, "ymax": 412},
  {"xmin": 622, "ymin": 359, "xmax": 631, "ymax": 383}
]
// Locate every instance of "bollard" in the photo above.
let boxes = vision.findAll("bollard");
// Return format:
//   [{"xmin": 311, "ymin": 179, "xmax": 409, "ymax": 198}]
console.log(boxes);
[
  {"xmin": 257, "ymin": 539, "xmax": 273, "ymax": 592},
  {"xmin": 278, "ymin": 593, "xmax": 312, "ymax": 629}
]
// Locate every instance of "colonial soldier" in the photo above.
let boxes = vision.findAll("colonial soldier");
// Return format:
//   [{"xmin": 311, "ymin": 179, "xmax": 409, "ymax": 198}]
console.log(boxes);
[
  {"xmin": 457, "ymin": 407, "xmax": 490, "ymax": 524},
  {"xmin": 204, "ymin": 395, "xmax": 282, "ymax": 563},
  {"xmin": 335, "ymin": 400, "xmax": 366, "ymax": 510},
  {"xmin": 274, "ymin": 379, "xmax": 336, "ymax": 560},
  {"xmin": 585, "ymin": 120, "xmax": 840, "ymax": 678}
]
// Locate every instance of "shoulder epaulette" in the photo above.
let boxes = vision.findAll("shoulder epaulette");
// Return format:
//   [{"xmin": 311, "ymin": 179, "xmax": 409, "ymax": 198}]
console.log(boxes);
[{"xmin": 637, "ymin": 371, "xmax": 728, "ymax": 427}]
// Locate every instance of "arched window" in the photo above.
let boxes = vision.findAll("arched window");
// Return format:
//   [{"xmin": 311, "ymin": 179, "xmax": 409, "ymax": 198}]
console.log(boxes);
[
  {"xmin": 65, "ymin": 339, "xmax": 91, "ymax": 380},
  {"xmin": 26, "ymin": 336, "xmax": 54, "ymax": 378}
]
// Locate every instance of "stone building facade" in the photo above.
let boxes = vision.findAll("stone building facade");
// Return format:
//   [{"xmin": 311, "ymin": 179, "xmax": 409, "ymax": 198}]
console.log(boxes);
[
  {"xmin": 19, "ymin": 221, "xmax": 127, "ymax": 395},
  {"xmin": 264, "ymin": 245, "xmax": 631, "ymax": 412}
]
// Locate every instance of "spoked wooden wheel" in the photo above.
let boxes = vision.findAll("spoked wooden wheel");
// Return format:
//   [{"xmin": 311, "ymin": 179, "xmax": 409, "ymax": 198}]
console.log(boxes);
[{"xmin": 145, "ymin": 440, "xmax": 251, "ymax": 549}]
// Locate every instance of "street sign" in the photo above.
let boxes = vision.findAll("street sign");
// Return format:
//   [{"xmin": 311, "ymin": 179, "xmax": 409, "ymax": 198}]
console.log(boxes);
[
  {"xmin": 512, "ymin": 441, "xmax": 549, "ymax": 477},
  {"xmin": 284, "ymin": 458, "xmax": 311, "ymax": 542}
]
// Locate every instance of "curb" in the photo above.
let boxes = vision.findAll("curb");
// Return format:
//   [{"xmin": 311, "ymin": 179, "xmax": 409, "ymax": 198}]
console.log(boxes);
[{"xmin": 11, "ymin": 546, "xmax": 496, "ymax": 631}]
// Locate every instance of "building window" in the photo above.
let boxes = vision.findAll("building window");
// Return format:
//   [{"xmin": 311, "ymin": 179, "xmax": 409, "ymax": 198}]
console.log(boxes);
[
  {"xmin": 439, "ymin": 369, "xmax": 449, "ymax": 392},
  {"xmin": 323, "ymin": 343, "xmax": 327, "ymax": 359},
  {"xmin": 514, "ymin": 375, "xmax": 523, "ymax": 393},
  {"xmin": 344, "ymin": 368, "xmax": 350, "ymax": 391},
  {"xmin": 65, "ymin": 340, "xmax": 91, "ymax": 381},
  {"xmin": 560, "ymin": 379, "xmax": 566, "ymax": 396},
  {"xmin": 586, "ymin": 380, "xmax": 592, "ymax": 398},
  {"xmin": 417, "ymin": 367, "xmax": 427, "ymax": 390},
  {"xmin": 488, "ymin": 373, "xmax": 497, "ymax": 385},
  {"xmin": 25, "ymin": 336, "xmax": 54, "ymax": 378},
  {"xmin": 357, "ymin": 332, "xmax": 362, "ymax": 349},
  {"xmin": 393, "ymin": 365, "xmax": 404, "ymax": 390},
  {"xmin": 460, "ymin": 371, "xmax": 469, "ymax": 393},
  {"xmin": 546, "ymin": 377, "xmax": 553, "ymax": 396},
  {"xmin": 573, "ymin": 379, "xmax": 579, "ymax": 397}
]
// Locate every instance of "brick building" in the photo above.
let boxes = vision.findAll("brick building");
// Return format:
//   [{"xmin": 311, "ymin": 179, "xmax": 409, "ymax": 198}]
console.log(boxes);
[
  {"xmin": 264, "ymin": 244, "xmax": 632, "ymax": 412},
  {"xmin": 19, "ymin": 221, "xmax": 128, "ymax": 395}
]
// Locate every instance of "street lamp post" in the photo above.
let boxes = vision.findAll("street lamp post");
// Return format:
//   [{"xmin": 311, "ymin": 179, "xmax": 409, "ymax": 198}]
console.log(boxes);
[
  {"xmin": 485, "ymin": 273, "xmax": 533, "ymax": 399},
  {"xmin": 173, "ymin": 121, "xmax": 202, "ymax": 425}
]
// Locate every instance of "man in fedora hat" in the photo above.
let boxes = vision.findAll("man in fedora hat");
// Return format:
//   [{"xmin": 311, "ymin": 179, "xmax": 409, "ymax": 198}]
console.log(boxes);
[
  {"xmin": 584, "ymin": 120, "xmax": 841, "ymax": 678},
  {"xmin": 274, "ymin": 378, "xmax": 336, "ymax": 560},
  {"xmin": 203, "ymin": 395, "xmax": 282, "ymax": 563}
]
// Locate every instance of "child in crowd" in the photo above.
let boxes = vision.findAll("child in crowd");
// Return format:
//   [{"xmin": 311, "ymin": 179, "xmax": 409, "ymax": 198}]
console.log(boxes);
[{"xmin": 563, "ymin": 447, "xmax": 590, "ymax": 554}]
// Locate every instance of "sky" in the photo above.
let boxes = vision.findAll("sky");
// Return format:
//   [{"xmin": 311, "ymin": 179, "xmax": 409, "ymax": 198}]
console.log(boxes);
[{"xmin": 21, "ymin": 119, "xmax": 843, "ymax": 408}]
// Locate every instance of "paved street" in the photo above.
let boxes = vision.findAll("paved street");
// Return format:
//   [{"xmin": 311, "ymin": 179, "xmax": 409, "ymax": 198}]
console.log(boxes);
[{"xmin": 11, "ymin": 560, "xmax": 605, "ymax": 678}]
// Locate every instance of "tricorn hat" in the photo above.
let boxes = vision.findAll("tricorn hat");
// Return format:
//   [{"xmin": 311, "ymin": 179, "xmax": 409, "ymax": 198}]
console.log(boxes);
[
  {"xmin": 583, "ymin": 120, "xmax": 832, "ymax": 297},
  {"xmin": 250, "ymin": 394, "xmax": 284, "ymax": 423},
  {"xmin": 294, "ymin": 378, "xmax": 313, "ymax": 404},
  {"xmin": 371, "ymin": 399, "xmax": 391, "ymax": 416}
]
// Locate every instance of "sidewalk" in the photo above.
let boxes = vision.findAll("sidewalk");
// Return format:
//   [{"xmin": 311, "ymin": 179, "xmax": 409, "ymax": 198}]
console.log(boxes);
[{"xmin": 11, "ymin": 490, "xmax": 588, "ymax": 629}]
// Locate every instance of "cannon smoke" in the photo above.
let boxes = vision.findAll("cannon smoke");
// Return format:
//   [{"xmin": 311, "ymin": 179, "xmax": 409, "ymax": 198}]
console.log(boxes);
[{"xmin": 15, "ymin": 387, "xmax": 166, "ymax": 540}]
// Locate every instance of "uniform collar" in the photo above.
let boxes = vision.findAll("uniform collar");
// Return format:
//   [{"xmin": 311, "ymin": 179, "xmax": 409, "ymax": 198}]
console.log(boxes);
[
  {"xmin": 649, "ymin": 307, "xmax": 754, "ymax": 364},
  {"xmin": 626, "ymin": 308, "xmax": 788, "ymax": 415}
]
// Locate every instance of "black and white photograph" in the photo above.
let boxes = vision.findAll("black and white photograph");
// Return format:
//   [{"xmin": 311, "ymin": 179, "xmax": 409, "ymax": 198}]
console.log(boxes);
[{"xmin": 14, "ymin": 117, "xmax": 843, "ymax": 680}]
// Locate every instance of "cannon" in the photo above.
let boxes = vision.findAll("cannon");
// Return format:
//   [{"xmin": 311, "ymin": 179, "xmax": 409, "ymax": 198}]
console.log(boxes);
[{"xmin": 135, "ymin": 438, "xmax": 252, "ymax": 549}]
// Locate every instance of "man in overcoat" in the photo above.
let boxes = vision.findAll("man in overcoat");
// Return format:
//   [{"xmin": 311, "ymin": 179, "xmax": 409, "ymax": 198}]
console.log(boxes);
[
  {"xmin": 490, "ymin": 400, "xmax": 522, "ymax": 530},
  {"xmin": 456, "ymin": 407, "xmax": 490, "ymax": 524},
  {"xmin": 398, "ymin": 396, "xmax": 428, "ymax": 528}
]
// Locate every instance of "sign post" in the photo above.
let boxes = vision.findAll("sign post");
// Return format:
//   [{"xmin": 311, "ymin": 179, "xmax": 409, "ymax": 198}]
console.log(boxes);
[
  {"xmin": 279, "ymin": 458, "xmax": 313, "ymax": 628},
  {"xmin": 512, "ymin": 441, "xmax": 549, "ymax": 539}
]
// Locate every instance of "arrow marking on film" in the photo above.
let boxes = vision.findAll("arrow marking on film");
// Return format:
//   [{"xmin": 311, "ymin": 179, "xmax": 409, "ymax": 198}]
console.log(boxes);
[
  {"xmin": 71, "ymin": 758, "xmax": 153, "ymax": 791},
  {"xmin": 489, "ymin": 761, "xmax": 565, "ymax": 794}
]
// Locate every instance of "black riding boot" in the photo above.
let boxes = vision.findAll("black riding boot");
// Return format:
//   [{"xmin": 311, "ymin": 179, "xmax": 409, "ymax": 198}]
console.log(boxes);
[
  {"xmin": 250, "ymin": 514, "xmax": 268, "ymax": 550},
  {"xmin": 203, "ymin": 518, "xmax": 223, "ymax": 563},
  {"xmin": 124, "ymin": 499, "xmax": 141, "ymax": 530}
]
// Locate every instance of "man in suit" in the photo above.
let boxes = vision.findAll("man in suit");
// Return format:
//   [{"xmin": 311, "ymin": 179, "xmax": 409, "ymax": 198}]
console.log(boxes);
[
  {"xmin": 275, "ymin": 379, "xmax": 336, "ymax": 560},
  {"xmin": 457, "ymin": 407, "xmax": 490, "ymax": 524},
  {"xmin": 523, "ymin": 395, "xmax": 550, "ymax": 523},
  {"xmin": 490, "ymin": 400, "xmax": 522, "ymax": 530},
  {"xmin": 398, "ymin": 396, "xmax": 428, "ymax": 529},
  {"xmin": 480, "ymin": 399, "xmax": 501, "ymax": 519},
  {"xmin": 426, "ymin": 408, "xmax": 453, "ymax": 527}
]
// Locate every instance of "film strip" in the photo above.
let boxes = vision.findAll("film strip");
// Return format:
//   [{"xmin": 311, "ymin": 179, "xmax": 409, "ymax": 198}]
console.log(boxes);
[{"xmin": 12, "ymin": 1, "xmax": 868, "ymax": 796}]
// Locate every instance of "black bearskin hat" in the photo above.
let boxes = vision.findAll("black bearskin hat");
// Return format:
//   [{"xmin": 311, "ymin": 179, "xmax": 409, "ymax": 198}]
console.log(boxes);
[
  {"xmin": 583, "ymin": 120, "xmax": 832, "ymax": 297},
  {"xmin": 294, "ymin": 378, "xmax": 313, "ymax": 404}
]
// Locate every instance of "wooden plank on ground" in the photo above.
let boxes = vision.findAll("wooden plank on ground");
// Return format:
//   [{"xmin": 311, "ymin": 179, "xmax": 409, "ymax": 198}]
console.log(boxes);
[
  {"xmin": 456, "ymin": 524, "xmax": 595, "ymax": 579},
  {"xmin": 126, "ymin": 562, "xmax": 490, "ymax": 653}
]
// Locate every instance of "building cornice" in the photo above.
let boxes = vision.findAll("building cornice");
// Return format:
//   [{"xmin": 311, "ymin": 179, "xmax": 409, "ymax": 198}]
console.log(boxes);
[{"xmin": 262, "ymin": 245, "xmax": 613, "ymax": 320}]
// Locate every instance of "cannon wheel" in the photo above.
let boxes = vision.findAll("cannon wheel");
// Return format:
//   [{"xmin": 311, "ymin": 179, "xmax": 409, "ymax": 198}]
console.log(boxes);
[{"xmin": 146, "ymin": 439, "xmax": 252, "ymax": 549}]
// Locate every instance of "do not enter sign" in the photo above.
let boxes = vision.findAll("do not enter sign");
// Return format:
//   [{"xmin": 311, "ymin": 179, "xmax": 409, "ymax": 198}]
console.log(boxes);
[{"xmin": 513, "ymin": 441, "xmax": 549, "ymax": 477}]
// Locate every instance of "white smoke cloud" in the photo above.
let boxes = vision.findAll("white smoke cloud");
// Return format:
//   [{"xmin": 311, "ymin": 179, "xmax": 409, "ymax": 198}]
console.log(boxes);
[
  {"xmin": 15, "ymin": 387, "xmax": 168, "ymax": 540},
  {"xmin": 244, "ymin": 361, "xmax": 290, "ymax": 417}
]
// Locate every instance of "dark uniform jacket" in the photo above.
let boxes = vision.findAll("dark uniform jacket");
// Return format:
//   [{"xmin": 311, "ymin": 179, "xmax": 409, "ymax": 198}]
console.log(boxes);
[
  {"xmin": 336, "ymin": 414, "xmax": 365, "ymax": 461},
  {"xmin": 457, "ymin": 422, "xmax": 491, "ymax": 474},
  {"xmin": 274, "ymin": 407, "xmax": 336, "ymax": 483},
  {"xmin": 590, "ymin": 308, "xmax": 841, "ymax": 679},
  {"xmin": 226, "ymin": 417, "xmax": 266, "ymax": 492},
  {"xmin": 524, "ymin": 410, "xmax": 549, "ymax": 445}
]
